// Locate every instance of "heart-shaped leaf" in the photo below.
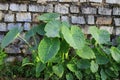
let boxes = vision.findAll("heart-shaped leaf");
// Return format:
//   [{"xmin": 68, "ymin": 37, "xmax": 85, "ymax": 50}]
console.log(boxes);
[
  {"xmin": 1, "ymin": 27, "xmax": 23, "ymax": 49},
  {"xmin": 89, "ymin": 26, "xmax": 110, "ymax": 44},
  {"xmin": 76, "ymin": 46, "xmax": 96, "ymax": 59},
  {"xmin": 110, "ymin": 47, "xmax": 120, "ymax": 63},
  {"xmin": 38, "ymin": 37, "xmax": 60, "ymax": 63},
  {"xmin": 45, "ymin": 20, "xmax": 61, "ymax": 37},
  {"xmin": 62, "ymin": 26, "xmax": 85, "ymax": 49}
]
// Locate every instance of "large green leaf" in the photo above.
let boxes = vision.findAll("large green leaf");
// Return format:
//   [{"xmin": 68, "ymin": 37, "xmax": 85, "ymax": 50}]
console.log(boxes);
[
  {"xmin": 67, "ymin": 63, "xmax": 77, "ymax": 72},
  {"xmin": 89, "ymin": 26, "xmax": 110, "ymax": 44},
  {"xmin": 52, "ymin": 64, "xmax": 64, "ymax": 78},
  {"xmin": 66, "ymin": 73, "xmax": 74, "ymax": 80},
  {"xmin": 77, "ymin": 59, "xmax": 90, "ymax": 69},
  {"xmin": 45, "ymin": 20, "xmax": 61, "ymax": 37},
  {"xmin": 75, "ymin": 71, "xmax": 83, "ymax": 80},
  {"xmin": 96, "ymin": 54, "xmax": 109, "ymax": 65},
  {"xmin": 110, "ymin": 47, "xmax": 120, "ymax": 63},
  {"xmin": 1, "ymin": 27, "xmax": 23, "ymax": 49},
  {"xmin": 76, "ymin": 46, "xmax": 95, "ymax": 59},
  {"xmin": 38, "ymin": 37, "xmax": 60, "ymax": 63},
  {"xmin": 38, "ymin": 13, "xmax": 60, "ymax": 22},
  {"xmin": 100, "ymin": 69, "xmax": 107, "ymax": 80},
  {"xmin": 36, "ymin": 62, "xmax": 46, "ymax": 78},
  {"xmin": 62, "ymin": 26, "xmax": 85, "ymax": 49},
  {"xmin": 90, "ymin": 61, "xmax": 99, "ymax": 73}
]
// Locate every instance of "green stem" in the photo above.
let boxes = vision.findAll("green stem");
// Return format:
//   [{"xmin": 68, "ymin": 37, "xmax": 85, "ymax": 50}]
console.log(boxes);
[{"xmin": 18, "ymin": 35, "xmax": 31, "ymax": 48}]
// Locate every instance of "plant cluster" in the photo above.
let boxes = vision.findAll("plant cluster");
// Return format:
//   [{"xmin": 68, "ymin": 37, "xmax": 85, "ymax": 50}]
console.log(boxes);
[{"xmin": 0, "ymin": 13, "xmax": 120, "ymax": 80}]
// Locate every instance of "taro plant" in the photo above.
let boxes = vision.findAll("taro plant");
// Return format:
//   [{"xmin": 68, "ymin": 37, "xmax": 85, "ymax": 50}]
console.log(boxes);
[{"xmin": 1, "ymin": 13, "xmax": 120, "ymax": 80}]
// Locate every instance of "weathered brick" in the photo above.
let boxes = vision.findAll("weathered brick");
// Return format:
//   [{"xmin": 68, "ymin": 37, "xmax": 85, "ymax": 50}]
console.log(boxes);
[
  {"xmin": 45, "ymin": 4, "xmax": 53, "ymax": 12},
  {"xmin": 87, "ymin": 15, "xmax": 94, "ymax": 24},
  {"xmin": 89, "ymin": 0, "xmax": 102, "ymax": 3},
  {"xmin": 55, "ymin": 4, "xmax": 69, "ymax": 14},
  {"xmin": 70, "ymin": 5, "xmax": 79, "ymax": 13},
  {"xmin": 29, "ymin": 4, "xmax": 45, "ymax": 12},
  {"xmin": 81, "ymin": 7, "xmax": 96, "ymax": 14},
  {"xmin": 4, "ymin": 14, "xmax": 14, "ymax": 22},
  {"xmin": 16, "ymin": 13, "xmax": 31, "ymax": 22},
  {"xmin": 32, "ymin": 13, "xmax": 39, "ymax": 22},
  {"xmin": 99, "ymin": 26, "xmax": 113, "ymax": 34},
  {"xmin": 96, "ymin": 17, "xmax": 112, "ymax": 25},
  {"xmin": 0, "ymin": 23, "xmax": 7, "ymax": 31},
  {"xmin": 98, "ymin": 7, "xmax": 112, "ymax": 15},
  {"xmin": 71, "ymin": 16, "xmax": 86, "ymax": 24},
  {"xmin": 82, "ymin": 25, "xmax": 90, "ymax": 34},
  {"xmin": 116, "ymin": 27, "xmax": 120, "ymax": 35},
  {"xmin": 114, "ymin": 18, "xmax": 120, "ymax": 26},
  {"xmin": 7, "ymin": 23, "xmax": 22, "ymax": 30},
  {"xmin": 37, "ymin": 0, "xmax": 47, "ymax": 3},
  {"xmin": 5, "ymin": 46, "xmax": 21, "ymax": 54},
  {"xmin": 10, "ymin": 3, "xmax": 27, "ymax": 11},
  {"xmin": 0, "ymin": 11, "xmax": 3, "ymax": 21},
  {"xmin": 106, "ymin": 0, "xmax": 120, "ymax": 4},
  {"xmin": 113, "ymin": 8, "xmax": 120, "ymax": 15},
  {"xmin": 61, "ymin": 16, "xmax": 69, "ymax": 22},
  {"xmin": 24, "ymin": 23, "xmax": 31, "ymax": 30},
  {"xmin": 0, "ymin": 3, "xmax": 8, "ymax": 10},
  {"xmin": 80, "ymin": 0, "xmax": 86, "ymax": 2},
  {"xmin": 59, "ymin": 0, "xmax": 79, "ymax": 2}
]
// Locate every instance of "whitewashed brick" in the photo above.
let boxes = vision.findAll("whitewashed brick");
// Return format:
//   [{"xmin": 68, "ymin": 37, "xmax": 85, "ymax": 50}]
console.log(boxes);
[
  {"xmin": 37, "ymin": 0, "xmax": 47, "ymax": 3},
  {"xmin": 81, "ymin": 7, "xmax": 96, "ymax": 14},
  {"xmin": 10, "ymin": 3, "xmax": 27, "ymax": 11},
  {"xmin": 100, "ymin": 26, "xmax": 113, "ymax": 34},
  {"xmin": 61, "ymin": 16, "xmax": 69, "ymax": 22},
  {"xmin": 4, "ymin": 14, "xmax": 14, "ymax": 22},
  {"xmin": 80, "ymin": 0, "xmax": 86, "ymax": 2},
  {"xmin": 70, "ymin": 5, "xmax": 79, "ymax": 13},
  {"xmin": 0, "ymin": 11, "xmax": 3, "ymax": 21},
  {"xmin": 59, "ymin": 0, "xmax": 79, "ymax": 2},
  {"xmin": 71, "ymin": 16, "xmax": 86, "ymax": 24},
  {"xmin": 113, "ymin": 8, "xmax": 120, "ymax": 15},
  {"xmin": 0, "ymin": 3, "xmax": 8, "ymax": 10},
  {"xmin": 98, "ymin": 7, "xmax": 112, "ymax": 15},
  {"xmin": 116, "ymin": 27, "xmax": 120, "ymax": 35},
  {"xmin": 16, "ymin": 13, "xmax": 31, "ymax": 22},
  {"xmin": 87, "ymin": 15, "xmax": 94, "ymax": 24},
  {"xmin": 29, "ymin": 4, "xmax": 45, "ymax": 12},
  {"xmin": 106, "ymin": 0, "xmax": 120, "ymax": 4},
  {"xmin": 114, "ymin": 18, "xmax": 120, "ymax": 26},
  {"xmin": 55, "ymin": 4, "xmax": 69, "ymax": 14},
  {"xmin": 7, "ymin": 23, "xmax": 22, "ymax": 30},
  {"xmin": 24, "ymin": 23, "xmax": 31, "ymax": 30},
  {"xmin": 89, "ymin": 0, "xmax": 102, "ymax": 3},
  {"xmin": 0, "ymin": 23, "xmax": 7, "ymax": 31},
  {"xmin": 45, "ymin": 4, "xmax": 53, "ymax": 12}
]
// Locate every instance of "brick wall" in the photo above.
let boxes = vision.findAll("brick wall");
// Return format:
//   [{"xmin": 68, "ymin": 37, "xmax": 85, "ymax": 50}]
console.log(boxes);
[{"xmin": 0, "ymin": 0, "xmax": 120, "ymax": 56}]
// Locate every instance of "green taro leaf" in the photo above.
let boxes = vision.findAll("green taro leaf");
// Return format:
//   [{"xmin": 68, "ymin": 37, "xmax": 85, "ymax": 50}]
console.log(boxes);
[
  {"xmin": 62, "ymin": 26, "xmax": 85, "ymax": 49},
  {"xmin": 1, "ymin": 27, "xmax": 23, "ymax": 49},
  {"xmin": 96, "ymin": 55, "xmax": 109, "ymax": 65},
  {"xmin": 38, "ymin": 37, "xmax": 60, "ymax": 63},
  {"xmin": 76, "ymin": 46, "xmax": 96, "ymax": 59},
  {"xmin": 110, "ymin": 47, "xmax": 120, "ymax": 63},
  {"xmin": 75, "ymin": 71, "xmax": 83, "ymax": 80},
  {"xmin": 89, "ymin": 26, "xmax": 110, "ymax": 44},
  {"xmin": 67, "ymin": 63, "xmax": 77, "ymax": 72},
  {"xmin": 45, "ymin": 20, "xmax": 61, "ymax": 37},
  {"xmin": 52, "ymin": 64, "xmax": 64, "ymax": 78},
  {"xmin": 77, "ymin": 59, "xmax": 90, "ymax": 69},
  {"xmin": 36, "ymin": 62, "xmax": 46, "ymax": 78},
  {"xmin": 66, "ymin": 73, "xmax": 74, "ymax": 80},
  {"xmin": 90, "ymin": 61, "xmax": 99, "ymax": 73},
  {"xmin": 22, "ymin": 57, "xmax": 34, "ymax": 67},
  {"xmin": 100, "ymin": 69, "xmax": 107, "ymax": 80},
  {"xmin": 38, "ymin": 13, "xmax": 60, "ymax": 22}
]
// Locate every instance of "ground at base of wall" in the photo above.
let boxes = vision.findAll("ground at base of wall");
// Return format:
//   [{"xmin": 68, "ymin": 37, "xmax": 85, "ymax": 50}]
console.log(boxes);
[{"xmin": 0, "ymin": 77, "xmax": 43, "ymax": 80}]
